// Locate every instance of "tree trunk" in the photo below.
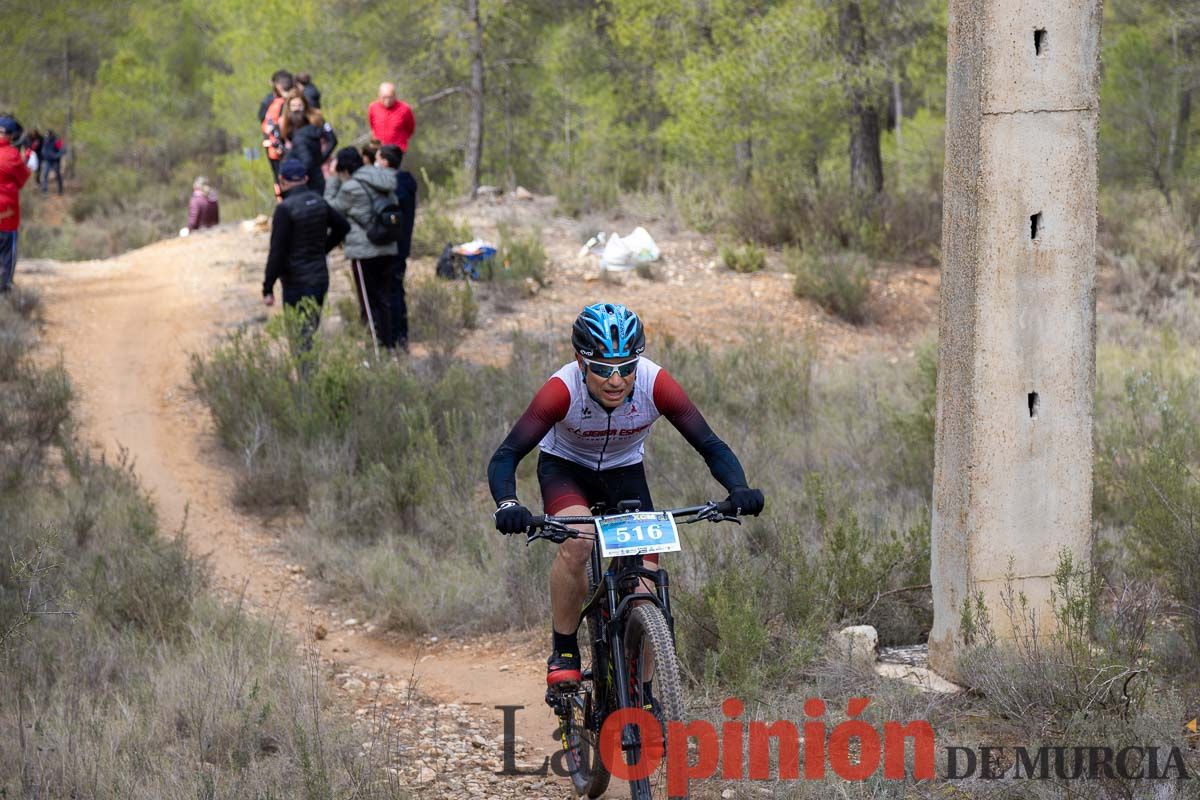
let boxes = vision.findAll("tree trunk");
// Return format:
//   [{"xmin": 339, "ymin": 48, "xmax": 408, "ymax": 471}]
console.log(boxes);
[
  {"xmin": 464, "ymin": 0, "xmax": 484, "ymax": 198},
  {"xmin": 1173, "ymin": 36, "xmax": 1193, "ymax": 176},
  {"xmin": 63, "ymin": 40, "xmax": 72, "ymax": 180},
  {"xmin": 1176, "ymin": 87, "xmax": 1192, "ymax": 175},
  {"xmin": 734, "ymin": 138, "xmax": 753, "ymax": 184},
  {"xmin": 838, "ymin": 1, "xmax": 884, "ymax": 205}
]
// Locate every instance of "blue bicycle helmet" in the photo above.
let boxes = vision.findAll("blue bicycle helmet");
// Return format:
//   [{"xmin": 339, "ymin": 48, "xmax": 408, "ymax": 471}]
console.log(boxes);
[{"xmin": 572, "ymin": 302, "xmax": 646, "ymax": 358}]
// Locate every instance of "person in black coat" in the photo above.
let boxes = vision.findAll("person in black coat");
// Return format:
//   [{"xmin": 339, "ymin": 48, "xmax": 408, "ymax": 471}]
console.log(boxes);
[
  {"xmin": 296, "ymin": 72, "xmax": 321, "ymax": 109},
  {"xmin": 377, "ymin": 145, "xmax": 416, "ymax": 350},
  {"xmin": 280, "ymin": 92, "xmax": 336, "ymax": 195},
  {"xmin": 39, "ymin": 130, "xmax": 64, "ymax": 194},
  {"xmin": 262, "ymin": 159, "xmax": 350, "ymax": 352}
]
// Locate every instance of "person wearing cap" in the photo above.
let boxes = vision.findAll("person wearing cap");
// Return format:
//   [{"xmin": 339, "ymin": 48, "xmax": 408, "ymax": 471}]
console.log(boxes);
[
  {"xmin": 262, "ymin": 158, "xmax": 350, "ymax": 351},
  {"xmin": 0, "ymin": 117, "xmax": 31, "ymax": 293}
]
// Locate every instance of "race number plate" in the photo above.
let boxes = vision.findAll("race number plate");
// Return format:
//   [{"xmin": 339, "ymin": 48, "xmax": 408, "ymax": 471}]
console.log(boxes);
[{"xmin": 595, "ymin": 512, "xmax": 681, "ymax": 558}]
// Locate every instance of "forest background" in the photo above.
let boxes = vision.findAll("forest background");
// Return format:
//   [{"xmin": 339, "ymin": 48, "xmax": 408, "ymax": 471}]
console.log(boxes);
[{"xmin": 3, "ymin": 0, "xmax": 1196, "ymax": 260}]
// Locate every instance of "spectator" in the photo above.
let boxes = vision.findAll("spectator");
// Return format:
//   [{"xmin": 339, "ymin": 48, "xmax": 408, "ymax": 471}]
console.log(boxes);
[
  {"xmin": 324, "ymin": 146, "xmax": 399, "ymax": 349},
  {"xmin": 262, "ymin": 159, "xmax": 350, "ymax": 352},
  {"xmin": 258, "ymin": 69, "xmax": 293, "ymax": 122},
  {"xmin": 21, "ymin": 129, "xmax": 42, "ymax": 177},
  {"xmin": 377, "ymin": 144, "xmax": 416, "ymax": 350},
  {"xmin": 187, "ymin": 176, "xmax": 220, "ymax": 232},
  {"xmin": 39, "ymin": 129, "xmax": 64, "ymax": 195},
  {"xmin": 0, "ymin": 117, "xmax": 32, "ymax": 293},
  {"xmin": 260, "ymin": 70, "xmax": 294, "ymax": 198},
  {"xmin": 368, "ymin": 82, "xmax": 415, "ymax": 153},
  {"xmin": 361, "ymin": 138, "xmax": 382, "ymax": 167},
  {"xmin": 296, "ymin": 72, "xmax": 321, "ymax": 109},
  {"xmin": 280, "ymin": 91, "xmax": 337, "ymax": 195}
]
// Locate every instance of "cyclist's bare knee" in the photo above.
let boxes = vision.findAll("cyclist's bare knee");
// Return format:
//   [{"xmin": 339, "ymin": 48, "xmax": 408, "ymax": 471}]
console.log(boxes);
[
  {"xmin": 550, "ymin": 503, "xmax": 592, "ymax": 572},
  {"xmin": 558, "ymin": 536, "xmax": 592, "ymax": 569}
]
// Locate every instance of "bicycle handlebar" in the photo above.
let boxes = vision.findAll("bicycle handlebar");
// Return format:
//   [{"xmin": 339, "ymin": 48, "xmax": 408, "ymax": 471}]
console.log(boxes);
[{"xmin": 521, "ymin": 500, "xmax": 739, "ymax": 546}]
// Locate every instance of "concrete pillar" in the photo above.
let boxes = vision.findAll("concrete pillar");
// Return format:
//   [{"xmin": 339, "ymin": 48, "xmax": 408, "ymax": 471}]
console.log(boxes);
[{"xmin": 929, "ymin": 0, "xmax": 1102, "ymax": 679}]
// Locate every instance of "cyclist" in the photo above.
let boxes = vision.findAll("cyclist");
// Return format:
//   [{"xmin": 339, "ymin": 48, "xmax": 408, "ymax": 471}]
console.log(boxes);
[{"xmin": 488, "ymin": 302, "xmax": 765, "ymax": 691}]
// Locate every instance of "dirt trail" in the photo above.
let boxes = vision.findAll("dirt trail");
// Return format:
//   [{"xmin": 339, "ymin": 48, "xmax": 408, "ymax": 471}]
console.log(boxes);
[
  {"xmin": 25, "ymin": 228, "xmax": 569, "ymax": 796},
  {"xmin": 24, "ymin": 210, "xmax": 939, "ymax": 798}
]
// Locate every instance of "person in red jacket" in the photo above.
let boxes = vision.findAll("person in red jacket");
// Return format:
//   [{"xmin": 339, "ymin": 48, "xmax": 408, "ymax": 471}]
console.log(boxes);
[
  {"xmin": 0, "ymin": 117, "xmax": 31, "ymax": 293},
  {"xmin": 368, "ymin": 82, "xmax": 415, "ymax": 154}
]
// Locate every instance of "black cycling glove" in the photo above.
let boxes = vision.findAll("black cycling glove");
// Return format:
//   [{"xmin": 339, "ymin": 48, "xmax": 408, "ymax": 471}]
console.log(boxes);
[
  {"xmin": 494, "ymin": 501, "xmax": 534, "ymax": 535},
  {"xmin": 727, "ymin": 487, "xmax": 765, "ymax": 516}
]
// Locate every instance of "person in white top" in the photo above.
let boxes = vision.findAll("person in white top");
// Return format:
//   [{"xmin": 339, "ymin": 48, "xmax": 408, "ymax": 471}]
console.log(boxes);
[{"xmin": 487, "ymin": 302, "xmax": 765, "ymax": 689}]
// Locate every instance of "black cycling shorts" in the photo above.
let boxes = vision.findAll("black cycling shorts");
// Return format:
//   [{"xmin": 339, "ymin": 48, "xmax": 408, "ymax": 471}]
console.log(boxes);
[
  {"xmin": 537, "ymin": 452, "xmax": 659, "ymax": 563},
  {"xmin": 537, "ymin": 452, "xmax": 655, "ymax": 517}
]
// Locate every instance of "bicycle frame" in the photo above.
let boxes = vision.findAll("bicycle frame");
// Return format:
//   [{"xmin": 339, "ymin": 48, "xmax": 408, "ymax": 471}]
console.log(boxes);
[
  {"xmin": 581, "ymin": 543, "xmax": 675, "ymax": 723},
  {"xmin": 524, "ymin": 499, "xmax": 738, "ymax": 783}
]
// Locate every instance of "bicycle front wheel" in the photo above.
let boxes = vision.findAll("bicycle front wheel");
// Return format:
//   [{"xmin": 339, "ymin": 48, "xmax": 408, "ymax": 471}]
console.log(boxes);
[{"xmin": 624, "ymin": 604, "xmax": 686, "ymax": 800}]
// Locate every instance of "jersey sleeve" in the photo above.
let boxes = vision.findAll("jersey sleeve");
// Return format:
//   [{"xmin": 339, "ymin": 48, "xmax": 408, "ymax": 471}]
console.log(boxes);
[
  {"xmin": 487, "ymin": 377, "xmax": 571, "ymax": 504},
  {"xmin": 652, "ymin": 369, "xmax": 749, "ymax": 492}
]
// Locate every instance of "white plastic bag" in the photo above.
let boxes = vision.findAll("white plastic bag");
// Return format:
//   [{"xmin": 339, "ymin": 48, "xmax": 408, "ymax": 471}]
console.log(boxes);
[
  {"xmin": 25, "ymin": 151, "xmax": 38, "ymax": 172},
  {"xmin": 624, "ymin": 226, "xmax": 660, "ymax": 262},
  {"xmin": 600, "ymin": 234, "xmax": 634, "ymax": 270}
]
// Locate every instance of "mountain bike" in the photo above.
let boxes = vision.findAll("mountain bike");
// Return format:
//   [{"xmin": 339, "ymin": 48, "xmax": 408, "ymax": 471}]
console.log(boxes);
[{"xmin": 521, "ymin": 498, "xmax": 741, "ymax": 800}]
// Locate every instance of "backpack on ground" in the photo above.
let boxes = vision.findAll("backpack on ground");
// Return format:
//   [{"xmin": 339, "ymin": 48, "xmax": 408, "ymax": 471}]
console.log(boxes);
[
  {"xmin": 435, "ymin": 243, "xmax": 458, "ymax": 279},
  {"xmin": 365, "ymin": 185, "xmax": 404, "ymax": 245}
]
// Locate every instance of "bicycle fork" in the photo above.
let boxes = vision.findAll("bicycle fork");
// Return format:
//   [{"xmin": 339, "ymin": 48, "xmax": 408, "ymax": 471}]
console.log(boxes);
[{"xmin": 605, "ymin": 574, "xmax": 644, "ymax": 762}]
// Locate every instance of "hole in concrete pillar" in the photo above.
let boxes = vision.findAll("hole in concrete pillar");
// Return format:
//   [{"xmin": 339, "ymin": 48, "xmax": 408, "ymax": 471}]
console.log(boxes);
[
  {"xmin": 1028, "ymin": 392, "xmax": 1040, "ymax": 419},
  {"xmin": 1030, "ymin": 212, "xmax": 1042, "ymax": 240},
  {"xmin": 1034, "ymin": 29, "xmax": 1047, "ymax": 56}
]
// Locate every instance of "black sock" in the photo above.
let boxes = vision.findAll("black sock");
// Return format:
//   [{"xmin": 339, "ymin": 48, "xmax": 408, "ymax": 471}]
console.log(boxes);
[{"xmin": 552, "ymin": 629, "xmax": 578, "ymax": 656}]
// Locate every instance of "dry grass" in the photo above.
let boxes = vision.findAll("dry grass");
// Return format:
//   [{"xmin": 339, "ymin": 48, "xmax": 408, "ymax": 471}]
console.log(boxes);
[{"xmin": 0, "ymin": 291, "xmax": 406, "ymax": 799}]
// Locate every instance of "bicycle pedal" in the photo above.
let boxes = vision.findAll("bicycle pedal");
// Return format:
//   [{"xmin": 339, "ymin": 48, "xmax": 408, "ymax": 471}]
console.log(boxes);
[{"xmin": 544, "ymin": 688, "xmax": 572, "ymax": 716}]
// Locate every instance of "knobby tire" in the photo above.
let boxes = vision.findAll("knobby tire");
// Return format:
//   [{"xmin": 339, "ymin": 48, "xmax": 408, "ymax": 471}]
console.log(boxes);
[{"xmin": 624, "ymin": 604, "xmax": 686, "ymax": 800}]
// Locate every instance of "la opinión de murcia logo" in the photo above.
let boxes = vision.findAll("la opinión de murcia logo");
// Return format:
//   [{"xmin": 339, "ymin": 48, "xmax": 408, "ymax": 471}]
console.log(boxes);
[{"xmin": 498, "ymin": 699, "xmax": 1194, "ymax": 795}]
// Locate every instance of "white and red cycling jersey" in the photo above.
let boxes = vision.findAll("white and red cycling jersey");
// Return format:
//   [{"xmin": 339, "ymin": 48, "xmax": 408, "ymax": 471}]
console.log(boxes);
[{"xmin": 487, "ymin": 357, "xmax": 747, "ymax": 505}]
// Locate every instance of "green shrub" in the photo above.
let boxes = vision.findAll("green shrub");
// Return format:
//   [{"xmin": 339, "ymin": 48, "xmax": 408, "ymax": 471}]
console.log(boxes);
[
  {"xmin": 1096, "ymin": 367, "xmax": 1200, "ymax": 654},
  {"xmin": 192, "ymin": 322, "xmax": 562, "ymax": 632},
  {"xmin": 881, "ymin": 344, "xmax": 938, "ymax": 493},
  {"xmin": 788, "ymin": 247, "xmax": 873, "ymax": 324},
  {"xmin": 21, "ymin": 187, "xmax": 176, "ymax": 260},
  {"xmin": 409, "ymin": 278, "xmax": 473, "ymax": 364},
  {"xmin": 1100, "ymin": 190, "xmax": 1200, "ymax": 331},
  {"xmin": 460, "ymin": 280, "xmax": 480, "ymax": 329},
  {"xmin": 550, "ymin": 169, "xmax": 620, "ymax": 217},
  {"xmin": 719, "ymin": 242, "xmax": 766, "ymax": 273},
  {"xmin": 0, "ymin": 291, "xmax": 37, "ymax": 380},
  {"xmin": 410, "ymin": 205, "xmax": 471, "ymax": 259},
  {"xmin": 496, "ymin": 224, "xmax": 547, "ymax": 290},
  {"xmin": 675, "ymin": 472, "xmax": 931, "ymax": 691},
  {"xmin": 958, "ymin": 552, "xmax": 1148, "ymax": 739}
]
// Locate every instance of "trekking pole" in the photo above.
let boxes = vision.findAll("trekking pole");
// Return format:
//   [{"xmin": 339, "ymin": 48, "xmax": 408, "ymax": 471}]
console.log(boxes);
[{"xmin": 352, "ymin": 260, "xmax": 380, "ymax": 357}]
